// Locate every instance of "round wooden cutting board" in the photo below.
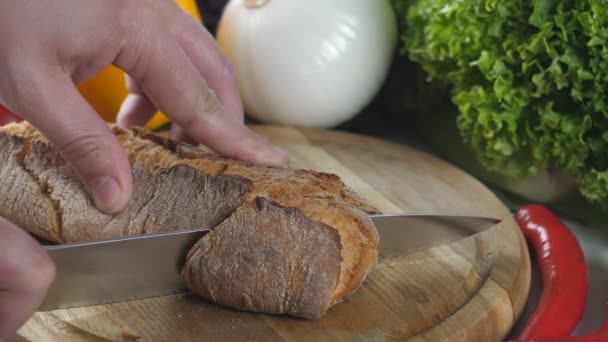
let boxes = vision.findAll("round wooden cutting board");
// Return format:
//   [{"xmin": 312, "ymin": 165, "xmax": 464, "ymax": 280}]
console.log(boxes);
[{"xmin": 15, "ymin": 126, "xmax": 531, "ymax": 342}]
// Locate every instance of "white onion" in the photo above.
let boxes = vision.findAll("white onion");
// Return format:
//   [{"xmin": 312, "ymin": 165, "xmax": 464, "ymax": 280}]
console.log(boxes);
[{"xmin": 217, "ymin": 0, "xmax": 397, "ymax": 128}]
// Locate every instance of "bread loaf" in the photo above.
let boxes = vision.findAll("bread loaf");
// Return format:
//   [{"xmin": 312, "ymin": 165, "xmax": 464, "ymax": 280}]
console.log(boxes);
[{"xmin": 0, "ymin": 121, "xmax": 380, "ymax": 319}]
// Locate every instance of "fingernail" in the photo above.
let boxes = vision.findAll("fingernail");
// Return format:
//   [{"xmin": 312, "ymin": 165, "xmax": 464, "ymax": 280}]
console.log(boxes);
[
  {"xmin": 261, "ymin": 145, "xmax": 290, "ymax": 167},
  {"xmin": 90, "ymin": 176, "xmax": 123, "ymax": 214}
]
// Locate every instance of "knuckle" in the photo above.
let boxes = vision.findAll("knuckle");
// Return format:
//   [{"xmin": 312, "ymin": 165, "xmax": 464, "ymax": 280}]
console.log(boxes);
[
  {"xmin": 220, "ymin": 56, "xmax": 238, "ymax": 84},
  {"xmin": 0, "ymin": 56, "xmax": 36, "ymax": 113},
  {"xmin": 196, "ymin": 84, "xmax": 222, "ymax": 116},
  {"xmin": 118, "ymin": 0, "xmax": 164, "ymax": 33},
  {"xmin": 115, "ymin": 2, "xmax": 166, "ymax": 83},
  {"xmin": 175, "ymin": 88, "xmax": 223, "ymax": 133},
  {"xmin": 58, "ymin": 132, "xmax": 107, "ymax": 166},
  {"xmin": 136, "ymin": 4, "xmax": 164, "ymax": 28}
]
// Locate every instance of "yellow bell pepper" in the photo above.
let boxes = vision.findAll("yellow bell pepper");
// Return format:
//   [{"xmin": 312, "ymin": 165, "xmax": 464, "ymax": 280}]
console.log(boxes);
[{"xmin": 77, "ymin": 0, "xmax": 203, "ymax": 130}]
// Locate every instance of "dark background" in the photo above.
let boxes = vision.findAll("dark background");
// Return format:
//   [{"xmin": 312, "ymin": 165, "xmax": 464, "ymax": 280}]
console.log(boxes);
[{"xmin": 196, "ymin": 0, "xmax": 227, "ymax": 35}]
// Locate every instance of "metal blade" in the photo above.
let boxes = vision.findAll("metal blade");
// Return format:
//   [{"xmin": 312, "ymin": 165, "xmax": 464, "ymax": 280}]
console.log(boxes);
[
  {"xmin": 372, "ymin": 214, "xmax": 500, "ymax": 259},
  {"xmin": 39, "ymin": 228, "xmax": 209, "ymax": 311},
  {"xmin": 39, "ymin": 214, "xmax": 499, "ymax": 311}
]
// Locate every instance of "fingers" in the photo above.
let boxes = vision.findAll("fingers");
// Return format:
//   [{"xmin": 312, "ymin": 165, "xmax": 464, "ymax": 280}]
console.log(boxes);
[
  {"xmin": 174, "ymin": 17, "xmax": 244, "ymax": 122},
  {"xmin": 8, "ymin": 68, "xmax": 133, "ymax": 214},
  {"xmin": 115, "ymin": 17, "xmax": 288, "ymax": 167},
  {"xmin": 0, "ymin": 217, "xmax": 55, "ymax": 339},
  {"xmin": 118, "ymin": 77, "xmax": 206, "ymax": 147},
  {"xmin": 116, "ymin": 77, "xmax": 157, "ymax": 128},
  {"xmin": 117, "ymin": 77, "xmax": 198, "ymax": 146},
  {"xmin": 163, "ymin": 1, "xmax": 244, "ymax": 122},
  {"xmin": 169, "ymin": 124, "xmax": 197, "ymax": 146}
]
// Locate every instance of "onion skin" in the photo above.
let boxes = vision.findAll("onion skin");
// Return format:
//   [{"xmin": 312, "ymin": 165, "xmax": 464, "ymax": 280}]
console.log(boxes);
[{"xmin": 217, "ymin": 0, "xmax": 398, "ymax": 128}]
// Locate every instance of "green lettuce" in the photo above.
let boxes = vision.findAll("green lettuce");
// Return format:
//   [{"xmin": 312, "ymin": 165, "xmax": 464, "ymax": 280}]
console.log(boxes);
[{"xmin": 393, "ymin": 0, "xmax": 608, "ymax": 206}]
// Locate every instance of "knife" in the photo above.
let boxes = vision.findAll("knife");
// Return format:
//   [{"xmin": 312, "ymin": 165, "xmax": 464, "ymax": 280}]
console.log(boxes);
[{"xmin": 38, "ymin": 214, "xmax": 500, "ymax": 312}]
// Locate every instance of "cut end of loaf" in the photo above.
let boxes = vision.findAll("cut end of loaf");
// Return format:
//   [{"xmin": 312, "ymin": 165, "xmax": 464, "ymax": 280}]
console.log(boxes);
[{"xmin": 182, "ymin": 197, "xmax": 343, "ymax": 319}]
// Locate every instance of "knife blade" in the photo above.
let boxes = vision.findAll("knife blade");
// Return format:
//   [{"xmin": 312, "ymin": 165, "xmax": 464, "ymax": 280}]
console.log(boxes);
[
  {"xmin": 39, "ymin": 228, "xmax": 209, "ymax": 312},
  {"xmin": 372, "ymin": 214, "xmax": 500, "ymax": 259},
  {"xmin": 38, "ymin": 214, "xmax": 499, "ymax": 311}
]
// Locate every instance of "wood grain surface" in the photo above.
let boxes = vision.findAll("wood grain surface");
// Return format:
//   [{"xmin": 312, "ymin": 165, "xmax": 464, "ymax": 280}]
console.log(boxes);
[{"xmin": 14, "ymin": 126, "xmax": 531, "ymax": 342}]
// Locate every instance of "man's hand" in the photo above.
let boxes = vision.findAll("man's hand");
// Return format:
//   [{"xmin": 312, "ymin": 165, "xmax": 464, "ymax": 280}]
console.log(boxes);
[
  {"xmin": 0, "ymin": 0, "xmax": 289, "ymax": 215},
  {"xmin": 0, "ymin": 217, "xmax": 55, "ymax": 339},
  {"xmin": 0, "ymin": 0, "xmax": 290, "ymax": 336}
]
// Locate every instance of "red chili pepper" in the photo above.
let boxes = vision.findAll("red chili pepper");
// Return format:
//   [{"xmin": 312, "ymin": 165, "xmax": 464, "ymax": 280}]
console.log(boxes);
[
  {"xmin": 514, "ymin": 204, "xmax": 589, "ymax": 342},
  {"xmin": 0, "ymin": 103, "xmax": 22, "ymax": 126}
]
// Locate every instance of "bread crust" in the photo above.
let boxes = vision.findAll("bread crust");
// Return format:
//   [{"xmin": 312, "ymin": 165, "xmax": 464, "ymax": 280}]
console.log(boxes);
[
  {"xmin": 0, "ymin": 122, "xmax": 380, "ymax": 318},
  {"xmin": 182, "ymin": 197, "xmax": 343, "ymax": 319}
]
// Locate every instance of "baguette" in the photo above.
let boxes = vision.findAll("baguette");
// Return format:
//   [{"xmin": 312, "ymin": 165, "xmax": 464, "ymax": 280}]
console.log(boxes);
[{"xmin": 0, "ymin": 121, "xmax": 380, "ymax": 319}]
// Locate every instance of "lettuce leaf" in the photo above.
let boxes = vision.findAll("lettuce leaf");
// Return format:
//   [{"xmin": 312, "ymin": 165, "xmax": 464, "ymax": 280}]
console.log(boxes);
[{"xmin": 394, "ymin": 0, "xmax": 608, "ymax": 207}]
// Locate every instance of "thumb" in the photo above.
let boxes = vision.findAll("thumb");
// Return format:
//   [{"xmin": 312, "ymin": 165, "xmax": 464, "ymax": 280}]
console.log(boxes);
[
  {"xmin": 0, "ymin": 216, "xmax": 55, "ymax": 339},
  {"xmin": 4, "ymin": 68, "xmax": 133, "ymax": 214}
]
